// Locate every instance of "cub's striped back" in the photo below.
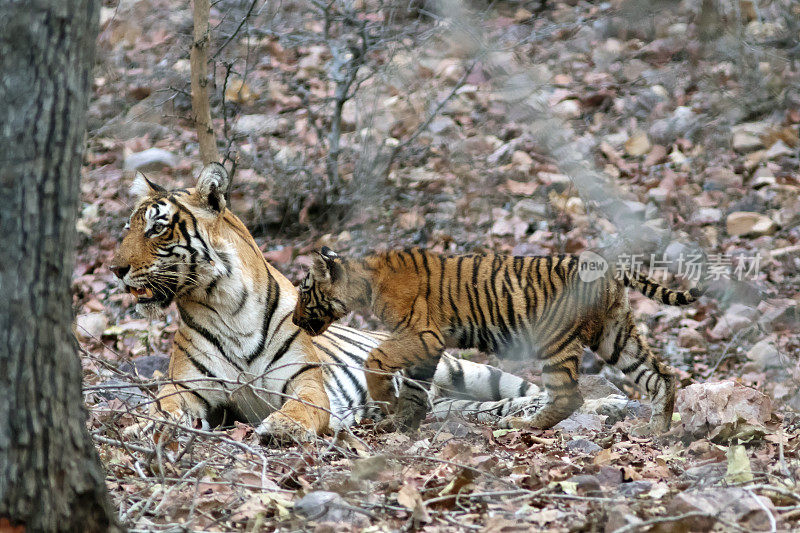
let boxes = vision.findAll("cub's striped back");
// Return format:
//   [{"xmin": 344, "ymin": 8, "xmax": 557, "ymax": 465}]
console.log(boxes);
[{"xmin": 293, "ymin": 247, "xmax": 702, "ymax": 433}]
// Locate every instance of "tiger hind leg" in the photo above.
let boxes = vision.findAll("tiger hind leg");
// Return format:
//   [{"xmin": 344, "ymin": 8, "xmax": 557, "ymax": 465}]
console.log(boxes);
[
  {"xmin": 394, "ymin": 356, "xmax": 441, "ymax": 431},
  {"xmin": 523, "ymin": 340, "xmax": 584, "ymax": 428},
  {"xmin": 595, "ymin": 309, "xmax": 675, "ymax": 433}
]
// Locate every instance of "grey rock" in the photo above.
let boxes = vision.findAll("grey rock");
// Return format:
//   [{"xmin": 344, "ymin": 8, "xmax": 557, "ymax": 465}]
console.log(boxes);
[
  {"xmin": 617, "ymin": 480, "xmax": 652, "ymax": 497},
  {"xmin": 566, "ymin": 438, "xmax": 602, "ymax": 454},
  {"xmin": 579, "ymin": 375, "xmax": 624, "ymax": 399},
  {"xmin": 625, "ymin": 400, "xmax": 651, "ymax": 420},
  {"xmin": 233, "ymin": 114, "xmax": 284, "ymax": 137},
  {"xmin": 556, "ymin": 412, "xmax": 606, "ymax": 433},
  {"xmin": 118, "ymin": 355, "xmax": 170, "ymax": 378},
  {"xmin": 96, "ymin": 379, "xmax": 149, "ymax": 406},
  {"xmin": 75, "ymin": 313, "xmax": 107, "ymax": 340},
  {"xmin": 294, "ymin": 491, "xmax": 365, "ymax": 524},
  {"xmin": 512, "ymin": 199, "xmax": 548, "ymax": 220},
  {"xmin": 597, "ymin": 466, "xmax": 623, "ymax": 487},
  {"xmin": 681, "ymin": 462, "xmax": 726, "ymax": 484},
  {"xmin": 123, "ymin": 148, "xmax": 178, "ymax": 172},
  {"xmin": 428, "ymin": 116, "xmax": 457, "ymax": 135},
  {"xmin": 649, "ymin": 106, "xmax": 698, "ymax": 144},
  {"xmin": 566, "ymin": 474, "xmax": 601, "ymax": 495},
  {"xmin": 690, "ymin": 207, "xmax": 723, "ymax": 225},
  {"xmin": 668, "ymin": 488, "xmax": 777, "ymax": 531}
]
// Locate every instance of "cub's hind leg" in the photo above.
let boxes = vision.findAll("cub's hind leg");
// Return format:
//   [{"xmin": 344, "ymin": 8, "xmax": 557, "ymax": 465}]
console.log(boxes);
[
  {"xmin": 525, "ymin": 339, "xmax": 584, "ymax": 428},
  {"xmin": 595, "ymin": 307, "xmax": 675, "ymax": 433}
]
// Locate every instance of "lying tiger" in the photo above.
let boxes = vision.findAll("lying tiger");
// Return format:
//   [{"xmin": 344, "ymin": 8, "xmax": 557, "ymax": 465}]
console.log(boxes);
[
  {"xmin": 292, "ymin": 246, "xmax": 703, "ymax": 434},
  {"xmin": 110, "ymin": 163, "xmax": 560, "ymax": 442}
]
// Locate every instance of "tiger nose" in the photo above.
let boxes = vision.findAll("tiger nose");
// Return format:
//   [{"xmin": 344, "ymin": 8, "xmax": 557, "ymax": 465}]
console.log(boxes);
[{"xmin": 110, "ymin": 264, "xmax": 130, "ymax": 279}]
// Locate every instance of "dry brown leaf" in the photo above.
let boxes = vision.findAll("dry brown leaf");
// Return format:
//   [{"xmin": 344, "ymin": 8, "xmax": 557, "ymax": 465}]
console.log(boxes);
[
  {"xmin": 625, "ymin": 131, "xmax": 652, "ymax": 156},
  {"xmin": 397, "ymin": 485, "xmax": 431, "ymax": 523},
  {"xmin": 225, "ymin": 79, "xmax": 257, "ymax": 105}
]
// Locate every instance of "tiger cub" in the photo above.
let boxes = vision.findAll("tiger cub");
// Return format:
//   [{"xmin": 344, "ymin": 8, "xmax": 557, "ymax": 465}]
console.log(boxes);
[{"xmin": 292, "ymin": 247, "xmax": 702, "ymax": 433}]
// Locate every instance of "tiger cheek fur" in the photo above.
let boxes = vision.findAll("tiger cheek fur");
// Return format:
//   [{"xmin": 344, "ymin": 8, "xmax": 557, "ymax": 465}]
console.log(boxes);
[{"xmin": 295, "ymin": 248, "xmax": 699, "ymax": 434}]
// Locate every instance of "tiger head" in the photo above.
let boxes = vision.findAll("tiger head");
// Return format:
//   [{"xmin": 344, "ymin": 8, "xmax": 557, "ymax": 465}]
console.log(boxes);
[
  {"xmin": 292, "ymin": 247, "xmax": 350, "ymax": 336},
  {"xmin": 110, "ymin": 163, "xmax": 234, "ymax": 318}
]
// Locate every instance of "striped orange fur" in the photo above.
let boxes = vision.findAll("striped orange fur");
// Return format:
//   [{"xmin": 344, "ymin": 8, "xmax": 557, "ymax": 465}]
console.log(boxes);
[
  {"xmin": 111, "ymin": 165, "xmax": 571, "ymax": 442},
  {"xmin": 293, "ymin": 247, "xmax": 702, "ymax": 433}
]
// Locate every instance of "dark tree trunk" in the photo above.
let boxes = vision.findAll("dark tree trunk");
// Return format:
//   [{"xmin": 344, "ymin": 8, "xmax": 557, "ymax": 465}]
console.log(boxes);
[{"xmin": 0, "ymin": 1, "xmax": 121, "ymax": 531}]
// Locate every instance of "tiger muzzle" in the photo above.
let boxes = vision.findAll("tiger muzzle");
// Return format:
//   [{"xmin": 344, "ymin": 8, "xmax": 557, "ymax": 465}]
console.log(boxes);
[{"xmin": 292, "ymin": 309, "xmax": 331, "ymax": 336}]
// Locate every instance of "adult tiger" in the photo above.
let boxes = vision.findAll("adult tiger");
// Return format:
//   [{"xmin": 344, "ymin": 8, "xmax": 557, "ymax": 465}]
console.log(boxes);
[
  {"xmin": 110, "ymin": 163, "xmax": 550, "ymax": 441},
  {"xmin": 292, "ymin": 246, "xmax": 703, "ymax": 434}
]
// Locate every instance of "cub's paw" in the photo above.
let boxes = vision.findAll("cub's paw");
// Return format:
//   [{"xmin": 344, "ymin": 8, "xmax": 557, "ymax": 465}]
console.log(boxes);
[
  {"xmin": 648, "ymin": 411, "xmax": 673, "ymax": 435},
  {"xmin": 498, "ymin": 396, "xmax": 548, "ymax": 428},
  {"xmin": 256, "ymin": 411, "xmax": 316, "ymax": 445}
]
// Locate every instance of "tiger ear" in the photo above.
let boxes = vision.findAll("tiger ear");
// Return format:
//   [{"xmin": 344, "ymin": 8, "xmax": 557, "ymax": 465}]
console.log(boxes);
[
  {"xmin": 312, "ymin": 247, "xmax": 342, "ymax": 282},
  {"xmin": 196, "ymin": 163, "xmax": 228, "ymax": 213},
  {"xmin": 130, "ymin": 172, "xmax": 165, "ymax": 199}
]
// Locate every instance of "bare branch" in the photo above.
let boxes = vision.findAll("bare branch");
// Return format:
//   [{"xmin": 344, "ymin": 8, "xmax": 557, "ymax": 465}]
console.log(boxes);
[{"xmin": 191, "ymin": 0, "xmax": 219, "ymax": 165}]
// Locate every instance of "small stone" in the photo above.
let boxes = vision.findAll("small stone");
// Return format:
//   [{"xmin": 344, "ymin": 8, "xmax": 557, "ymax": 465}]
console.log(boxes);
[
  {"xmin": 117, "ymin": 355, "xmax": 170, "ymax": 378},
  {"xmin": 690, "ymin": 207, "xmax": 722, "ymax": 225},
  {"xmin": 566, "ymin": 474, "xmax": 601, "ymax": 495},
  {"xmin": 667, "ymin": 23, "xmax": 688, "ymax": 38},
  {"xmin": 566, "ymin": 438, "xmax": 602, "ymax": 454},
  {"xmin": 294, "ymin": 491, "xmax": 365, "ymax": 524},
  {"xmin": 617, "ymin": 480, "xmax": 652, "ymax": 497},
  {"xmin": 96, "ymin": 379, "xmax": 149, "ymax": 406},
  {"xmin": 669, "ymin": 488, "xmax": 778, "ymax": 531},
  {"xmin": 745, "ymin": 20, "xmax": 786, "ymax": 41},
  {"xmin": 706, "ymin": 166, "xmax": 742, "ymax": 188},
  {"xmin": 427, "ymin": 116, "xmax": 457, "ymax": 135},
  {"xmin": 726, "ymin": 211, "xmax": 777, "ymax": 237},
  {"xmin": 746, "ymin": 340, "xmax": 780, "ymax": 370},
  {"xmin": 603, "ymin": 131, "xmax": 629, "ymax": 147},
  {"xmin": 512, "ymin": 199, "xmax": 548, "ymax": 220},
  {"xmin": 538, "ymin": 172, "xmax": 571, "ymax": 186},
  {"xmin": 624, "ymin": 131, "xmax": 651, "ymax": 157},
  {"xmin": 648, "ymin": 106, "xmax": 697, "ymax": 145},
  {"xmin": 682, "ymin": 462, "xmax": 726, "ymax": 484},
  {"xmin": 678, "ymin": 328, "xmax": 705, "ymax": 348},
  {"xmin": 709, "ymin": 304, "xmax": 758, "ymax": 339},
  {"xmin": 579, "ymin": 375, "xmax": 624, "ymax": 399},
  {"xmin": 513, "ymin": 7, "xmax": 533, "ymax": 22},
  {"xmin": 733, "ymin": 131, "xmax": 763, "ymax": 152},
  {"xmin": 553, "ymin": 99, "xmax": 581, "ymax": 119},
  {"xmin": 751, "ymin": 167, "xmax": 776, "ymax": 189},
  {"xmin": 648, "ymin": 187, "xmax": 669, "ymax": 203},
  {"xmin": 555, "ymin": 413, "xmax": 605, "ymax": 433},
  {"xmin": 511, "ymin": 150, "xmax": 534, "ymax": 168},
  {"xmin": 764, "ymin": 139, "xmax": 794, "ymax": 160},
  {"xmin": 75, "ymin": 313, "xmax": 108, "ymax": 340},
  {"xmin": 233, "ymin": 114, "xmax": 284, "ymax": 136},
  {"xmin": 123, "ymin": 148, "xmax": 178, "ymax": 172}
]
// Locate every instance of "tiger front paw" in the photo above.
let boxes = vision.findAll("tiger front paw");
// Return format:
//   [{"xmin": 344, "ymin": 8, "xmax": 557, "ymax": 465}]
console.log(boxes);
[{"xmin": 256, "ymin": 411, "xmax": 316, "ymax": 445}]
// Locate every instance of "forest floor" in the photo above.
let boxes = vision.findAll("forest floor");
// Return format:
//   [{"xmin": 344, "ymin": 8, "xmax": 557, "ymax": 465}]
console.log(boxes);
[{"xmin": 75, "ymin": 0, "xmax": 800, "ymax": 530}]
